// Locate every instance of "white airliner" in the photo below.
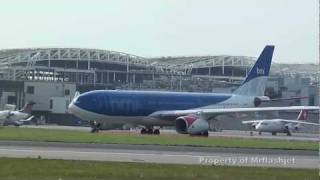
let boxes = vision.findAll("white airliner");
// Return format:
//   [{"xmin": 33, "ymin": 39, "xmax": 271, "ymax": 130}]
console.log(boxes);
[
  {"xmin": 68, "ymin": 45, "xmax": 320, "ymax": 135},
  {"xmin": 242, "ymin": 110, "xmax": 319, "ymax": 136},
  {"xmin": 0, "ymin": 101, "xmax": 35, "ymax": 126}
]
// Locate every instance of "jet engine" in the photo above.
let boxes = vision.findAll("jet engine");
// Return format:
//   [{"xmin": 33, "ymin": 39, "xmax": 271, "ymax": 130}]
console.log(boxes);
[
  {"xmin": 6, "ymin": 111, "xmax": 14, "ymax": 119},
  {"xmin": 254, "ymin": 96, "xmax": 270, "ymax": 107},
  {"xmin": 286, "ymin": 124, "xmax": 300, "ymax": 132},
  {"xmin": 175, "ymin": 115, "xmax": 209, "ymax": 136},
  {"xmin": 251, "ymin": 122, "xmax": 259, "ymax": 129}
]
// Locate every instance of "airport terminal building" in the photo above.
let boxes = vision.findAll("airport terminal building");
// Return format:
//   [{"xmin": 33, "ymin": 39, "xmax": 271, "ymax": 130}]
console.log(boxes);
[
  {"xmin": 0, "ymin": 48, "xmax": 318, "ymax": 125},
  {"xmin": 0, "ymin": 48, "xmax": 255, "ymax": 87},
  {"xmin": 0, "ymin": 48, "xmax": 255, "ymax": 108}
]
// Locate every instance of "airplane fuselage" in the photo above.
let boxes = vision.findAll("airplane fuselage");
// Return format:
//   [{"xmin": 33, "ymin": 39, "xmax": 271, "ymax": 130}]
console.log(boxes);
[
  {"xmin": 69, "ymin": 90, "xmax": 256, "ymax": 125},
  {"xmin": 0, "ymin": 111, "xmax": 30, "ymax": 121},
  {"xmin": 68, "ymin": 45, "xmax": 278, "ymax": 134},
  {"xmin": 254, "ymin": 120, "xmax": 287, "ymax": 133}
]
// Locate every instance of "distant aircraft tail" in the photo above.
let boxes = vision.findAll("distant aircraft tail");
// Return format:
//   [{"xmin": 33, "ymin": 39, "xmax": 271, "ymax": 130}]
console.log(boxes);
[
  {"xmin": 19, "ymin": 101, "xmax": 36, "ymax": 114},
  {"xmin": 297, "ymin": 110, "xmax": 308, "ymax": 121},
  {"xmin": 233, "ymin": 45, "xmax": 274, "ymax": 96}
]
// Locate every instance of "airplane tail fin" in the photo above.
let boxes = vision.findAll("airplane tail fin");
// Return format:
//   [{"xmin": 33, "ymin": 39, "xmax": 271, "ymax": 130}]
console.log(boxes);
[
  {"xmin": 19, "ymin": 101, "xmax": 36, "ymax": 114},
  {"xmin": 233, "ymin": 45, "xmax": 274, "ymax": 96},
  {"xmin": 297, "ymin": 110, "xmax": 308, "ymax": 121}
]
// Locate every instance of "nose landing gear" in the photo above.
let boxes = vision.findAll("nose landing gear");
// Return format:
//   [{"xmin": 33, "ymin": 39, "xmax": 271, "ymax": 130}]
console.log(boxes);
[{"xmin": 90, "ymin": 120, "xmax": 101, "ymax": 133}]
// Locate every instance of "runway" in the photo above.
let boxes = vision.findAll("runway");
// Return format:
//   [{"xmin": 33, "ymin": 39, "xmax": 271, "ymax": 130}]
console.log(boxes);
[
  {"xmin": 4, "ymin": 125, "xmax": 316, "ymax": 169},
  {"xmin": 0, "ymin": 141, "xmax": 317, "ymax": 169},
  {"xmin": 22, "ymin": 125, "xmax": 319, "ymax": 142}
]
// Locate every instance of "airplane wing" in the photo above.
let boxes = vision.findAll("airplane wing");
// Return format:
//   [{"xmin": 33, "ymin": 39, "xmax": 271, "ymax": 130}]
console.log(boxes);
[
  {"xmin": 242, "ymin": 120, "xmax": 263, "ymax": 124},
  {"xmin": 279, "ymin": 120, "xmax": 320, "ymax": 126},
  {"xmin": 19, "ymin": 116, "xmax": 34, "ymax": 122},
  {"xmin": 149, "ymin": 106, "xmax": 320, "ymax": 120}
]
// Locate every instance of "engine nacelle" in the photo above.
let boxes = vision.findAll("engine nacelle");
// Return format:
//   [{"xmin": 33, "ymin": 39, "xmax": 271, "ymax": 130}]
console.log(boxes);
[
  {"xmin": 175, "ymin": 115, "xmax": 209, "ymax": 135},
  {"xmin": 254, "ymin": 96, "xmax": 270, "ymax": 107},
  {"xmin": 286, "ymin": 124, "xmax": 300, "ymax": 132}
]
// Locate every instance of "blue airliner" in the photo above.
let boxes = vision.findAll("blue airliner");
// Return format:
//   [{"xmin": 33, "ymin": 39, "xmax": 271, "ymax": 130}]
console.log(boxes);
[{"xmin": 68, "ymin": 46, "xmax": 319, "ymax": 135}]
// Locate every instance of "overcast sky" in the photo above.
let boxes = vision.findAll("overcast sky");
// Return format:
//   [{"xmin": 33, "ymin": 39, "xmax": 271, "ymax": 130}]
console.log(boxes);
[{"xmin": 0, "ymin": 0, "xmax": 318, "ymax": 63}]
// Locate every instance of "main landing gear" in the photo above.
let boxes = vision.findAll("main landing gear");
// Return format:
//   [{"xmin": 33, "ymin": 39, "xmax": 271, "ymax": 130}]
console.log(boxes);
[
  {"xmin": 190, "ymin": 131, "xmax": 209, "ymax": 137},
  {"xmin": 284, "ymin": 127, "xmax": 292, "ymax": 136},
  {"xmin": 199, "ymin": 131, "xmax": 209, "ymax": 137},
  {"xmin": 286, "ymin": 131, "xmax": 292, "ymax": 136},
  {"xmin": 90, "ymin": 120, "xmax": 101, "ymax": 133},
  {"xmin": 140, "ymin": 127, "xmax": 160, "ymax": 135}
]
